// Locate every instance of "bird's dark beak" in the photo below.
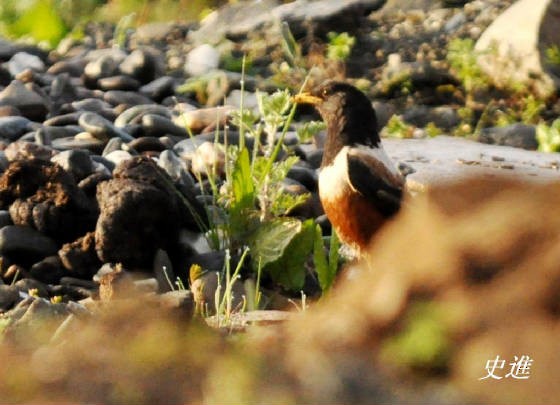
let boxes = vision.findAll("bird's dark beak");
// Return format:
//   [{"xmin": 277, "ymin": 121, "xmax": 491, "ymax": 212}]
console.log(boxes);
[{"xmin": 292, "ymin": 92, "xmax": 322, "ymax": 105}]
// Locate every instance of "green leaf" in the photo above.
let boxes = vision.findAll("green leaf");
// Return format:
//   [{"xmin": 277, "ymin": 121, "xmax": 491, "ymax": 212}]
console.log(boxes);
[
  {"xmin": 265, "ymin": 219, "xmax": 315, "ymax": 291},
  {"xmin": 313, "ymin": 224, "xmax": 330, "ymax": 291},
  {"xmin": 537, "ymin": 119, "xmax": 560, "ymax": 153},
  {"xmin": 231, "ymin": 147, "xmax": 254, "ymax": 210},
  {"xmin": 281, "ymin": 21, "xmax": 298, "ymax": 64},
  {"xmin": 296, "ymin": 121, "xmax": 326, "ymax": 143},
  {"xmin": 257, "ymin": 89, "xmax": 291, "ymax": 120},
  {"xmin": 328, "ymin": 229, "xmax": 340, "ymax": 283},
  {"xmin": 249, "ymin": 218, "xmax": 302, "ymax": 270},
  {"xmin": 313, "ymin": 226, "xmax": 339, "ymax": 293},
  {"xmin": 228, "ymin": 147, "xmax": 257, "ymax": 241}
]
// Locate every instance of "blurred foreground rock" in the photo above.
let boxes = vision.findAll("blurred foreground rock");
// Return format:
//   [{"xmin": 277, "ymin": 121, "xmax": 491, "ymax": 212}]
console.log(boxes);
[{"xmin": 1, "ymin": 176, "xmax": 560, "ymax": 403}]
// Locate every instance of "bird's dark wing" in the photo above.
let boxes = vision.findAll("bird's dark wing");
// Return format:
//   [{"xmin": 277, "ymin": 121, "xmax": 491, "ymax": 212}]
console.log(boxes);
[{"xmin": 346, "ymin": 147, "xmax": 404, "ymax": 217}]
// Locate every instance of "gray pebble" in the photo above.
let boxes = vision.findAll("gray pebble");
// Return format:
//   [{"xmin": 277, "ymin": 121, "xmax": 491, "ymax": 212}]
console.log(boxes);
[
  {"xmin": 0, "ymin": 225, "xmax": 58, "ymax": 260},
  {"xmin": 0, "ymin": 210, "xmax": 12, "ymax": 229},
  {"xmin": 52, "ymin": 136, "xmax": 106, "ymax": 154},
  {"xmin": 114, "ymin": 104, "xmax": 171, "ymax": 127},
  {"xmin": 0, "ymin": 284, "xmax": 20, "ymax": 311},
  {"xmin": 78, "ymin": 111, "xmax": 134, "ymax": 142},
  {"xmin": 0, "ymin": 116, "xmax": 32, "ymax": 141},
  {"xmin": 128, "ymin": 136, "xmax": 166, "ymax": 153},
  {"xmin": 0, "ymin": 80, "xmax": 48, "ymax": 121},
  {"xmin": 71, "ymin": 98, "xmax": 113, "ymax": 112},
  {"xmin": 158, "ymin": 149, "xmax": 195, "ymax": 188},
  {"xmin": 139, "ymin": 76, "xmax": 176, "ymax": 100},
  {"xmin": 98, "ymin": 75, "xmax": 141, "ymax": 91},
  {"xmin": 141, "ymin": 113, "xmax": 188, "ymax": 137},
  {"xmin": 51, "ymin": 149, "xmax": 95, "ymax": 182},
  {"xmin": 84, "ymin": 54, "xmax": 119, "ymax": 83},
  {"xmin": 8, "ymin": 52, "xmax": 45, "ymax": 77},
  {"xmin": 104, "ymin": 90, "xmax": 154, "ymax": 107},
  {"xmin": 44, "ymin": 112, "xmax": 84, "ymax": 126}
]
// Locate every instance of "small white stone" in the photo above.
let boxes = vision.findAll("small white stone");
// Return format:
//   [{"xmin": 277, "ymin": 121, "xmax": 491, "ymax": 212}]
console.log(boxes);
[{"xmin": 184, "ymin": 44, "xmax": 220, "ymax": 76}]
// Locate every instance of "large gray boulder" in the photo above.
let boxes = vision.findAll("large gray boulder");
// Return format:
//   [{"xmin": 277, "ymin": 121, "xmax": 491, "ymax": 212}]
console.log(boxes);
[
  {"xmin": 383, "ymin": 136, "xmax": 560, "ymax": 192},
  {"xmin": 190, "ymin": 0, "xmax": 386, "ymax": 43},
  {"xmin": 475, "ymin": 0, "xmax": 560, "ymax": 97}
]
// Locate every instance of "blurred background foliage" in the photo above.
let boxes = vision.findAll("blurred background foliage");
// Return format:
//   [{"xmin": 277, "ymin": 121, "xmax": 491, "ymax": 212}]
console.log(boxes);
[{"xmin": 0, "ymin": 0, "xmax": 227, "ymax": 47}]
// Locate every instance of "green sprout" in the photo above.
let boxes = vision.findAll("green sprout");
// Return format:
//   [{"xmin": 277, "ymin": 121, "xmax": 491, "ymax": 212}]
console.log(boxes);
[
  {"xmin": 537, "ymin": 118, "xmax": 560, "ymax": 152},
  {"xmin": 326, "ymin": 32, "xmax": 356, "ymax": 62}
]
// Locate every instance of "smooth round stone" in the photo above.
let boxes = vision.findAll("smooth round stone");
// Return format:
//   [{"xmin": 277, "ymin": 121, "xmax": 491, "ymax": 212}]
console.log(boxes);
[
  {"xmin": 0, "ymin": 284, "xmax": 20, "ymax": 311},
  {"xmin": 173, "ymin": 137, "xmax": 207, "ymax": 160},
  {"xmin": 114, "ymin": 104, "xmax": 171, "ymax": 127},
  {"xmin": 478, "ymin": 123, "xmax": 538, "ymax": 151},
  {"xmin": 0, "ymin": 152, "xmax": 8, "ymax": 172},
  {"xmin": 172, "ymin": 106, "xmax": 234, "ymax": 133},
  {"xmin": 0, "ymin": 80, "xmax": 48, "ymax": 121},
  {"xmin": 134, "ymin": 22, "xmax": 176, "ymax": 43},
  {"xmin": 119, "ymin": 49, "xmax": 162, "ymax": 84},
  {"xmin": 78, "ymin": 112, "xmax": 134, "ymax": 142},
  {"xmin": 104, "ymin": 150, "xmax": 133, "ymax": 166},
  {"xmin": 98, "ymin": 75, "xmax": 141, "ymax": 91},
  {"xmin": 127, "ymin": 136, "xmax": 166, "ymax": 153},
  {"xmin": 37, "ymin": 125, "xmax": 82, "ymax": 141},
  {"xmin": 78, "ymin": 169, "xmax": 113, "ymax": 195},
  {"xmin": 17, "ymin": 132, "xmax": 36, "ymax": 142},
  {"xmin": 287, "ymin": 165, "xmax": 318, "ymax": 192},
  {"xmin": 84, "ymin": 55, "xmax": 119, "ymax": 82},
  {"xmin": 34, "ymin": 128, "xmax": 50, "ymax": 146},
  {"xmin": 158, "ymin": 149, "xmax": 195, "ymax": 188},
  {"xmin": 0, "ymin": 210, "xmax": 12, "ymax": 229},
  {"xmin": 185, "ymin": 44, "xmax": 220, "ymax": 76},
  {"xmin": 51, "ymin": 136, "xmax": 106, "ymax": 154},
  {"xmin": 8, "ymin": 52, "xmax": 45, "ymax": 77},
  {"xmin": 47, "ymin": 59, "xmax": 88, "ymax": 77},
  {"xmin": 29, "ymin": 256, "xmax": 66, "ymax": 285},
  {"xmin": 191, "ymin": 141, "xmax": 226, "ymax": 177},
  {"xmin": 71, "ymin": 98, "xmax": 113, "ymax": 112},
  {"xmin": 139, "ymin": 76, "xmax": 175, "ymax": 101},
  {"xmin": 102, "ymin": 137, "xmax": 124, "ymax": 156},
  {"xmin": 44, "ymin": 112, "xmax": 84, "ymax": 126},
  {"xmin": 141, "ymin": 113, "xmax": 188, "ymax": 137},
  {"xmin": 84, "ymin": 47, "xmax": 127, "ymax": 64},
  {"xmin": 0, "ymin": 116, "xmax": 31, "ymax": 141},
  {"xmin": 0, "ymin": 225, "xmax": 58, "ymax": 259},
  {"xmin": 51, "ymin": 149, "xmax": 95, "ymax": 182},
  {"xmin": 103, "ymin": 90, "xmax": 154, "ymax": 107},
  {"xmin": 294, "ymin": 144, "xmax": 323, "ymax": 169}
]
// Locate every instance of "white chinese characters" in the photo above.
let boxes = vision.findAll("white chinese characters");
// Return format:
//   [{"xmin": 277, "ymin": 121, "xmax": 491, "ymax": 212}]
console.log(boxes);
[{"xmin": 479, "ymin": 355, "xmax": 533, "ymax": 380}]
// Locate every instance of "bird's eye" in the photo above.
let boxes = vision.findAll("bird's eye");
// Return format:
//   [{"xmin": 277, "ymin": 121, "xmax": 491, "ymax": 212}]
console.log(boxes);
[{"xmin": 322, "ymin": 88, "xmax": 328, "ymax": 97}]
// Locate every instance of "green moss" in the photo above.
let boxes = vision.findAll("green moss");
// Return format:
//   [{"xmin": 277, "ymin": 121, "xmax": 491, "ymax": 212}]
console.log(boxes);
[{"xmin": 380, "ymin": 302, "xmax": 452, "ymax": 371}]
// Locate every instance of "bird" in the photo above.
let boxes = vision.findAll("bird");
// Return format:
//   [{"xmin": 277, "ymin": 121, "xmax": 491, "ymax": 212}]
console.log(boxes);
[{"xmin": 294, "ymin": 81, "xmax": 405, "ymax": 256}]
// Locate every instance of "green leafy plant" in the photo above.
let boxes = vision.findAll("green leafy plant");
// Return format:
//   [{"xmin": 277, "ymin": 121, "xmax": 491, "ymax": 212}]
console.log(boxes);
[
  {"xmin": 114, "ymin": 12, "xmax": 136, "ymax": 49},
  {"xmin": 446, "ymin": 38, "xmax": 488, "ymax": 104},
  {"xmin": 382, "ymin": 115, "xmax": 415, "ymax": 139},
  {"xmin": 0, "ymin": 0, "xmax": 68, "ymax": 47},
  {"xmin": 537, "ymin": 118, "xmax": 560, "ymax": 152},
  {"xmin": 326, "ymin": 32, "xmax": 356, "ymax": 62},
  {"xmin": 546, "ymin": 45, "xmax": 560, "ymax": 67}
]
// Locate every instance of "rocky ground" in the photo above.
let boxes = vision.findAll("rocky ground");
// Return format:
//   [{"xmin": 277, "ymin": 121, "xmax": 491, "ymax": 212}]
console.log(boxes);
[{"xmin": 0, "ymin": 0, "xmax": 559, "ymax": 403}]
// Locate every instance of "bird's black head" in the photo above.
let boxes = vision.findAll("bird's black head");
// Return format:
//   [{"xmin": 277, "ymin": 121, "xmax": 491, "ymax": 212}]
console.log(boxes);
[{"xmin": 294, "ymin": 81, "xmax": 379, "ymax": 165}]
